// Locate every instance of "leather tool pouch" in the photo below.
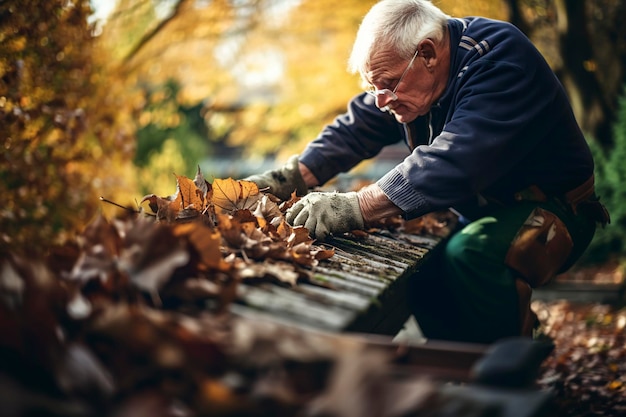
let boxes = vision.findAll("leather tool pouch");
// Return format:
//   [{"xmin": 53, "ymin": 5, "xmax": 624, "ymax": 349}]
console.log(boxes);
[{"xmin": 505, "ymin": 207, "xmax": 573, "ymax": 288}]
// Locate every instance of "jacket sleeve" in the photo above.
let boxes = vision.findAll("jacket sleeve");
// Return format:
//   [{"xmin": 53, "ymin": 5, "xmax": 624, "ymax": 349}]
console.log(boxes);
[
  {"xmin": 299, "ymin": 93, "xmax": 404, "ymax": 185},
  {"xmin": 378, "ymin": 56, "xmax": 574, "ymax": 219}
]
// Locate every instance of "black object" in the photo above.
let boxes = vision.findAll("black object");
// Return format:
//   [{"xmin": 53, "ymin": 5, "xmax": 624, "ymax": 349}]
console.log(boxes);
[{"xmin": 470, "ymin": 337, "xmax": 554, "ymax": 388}]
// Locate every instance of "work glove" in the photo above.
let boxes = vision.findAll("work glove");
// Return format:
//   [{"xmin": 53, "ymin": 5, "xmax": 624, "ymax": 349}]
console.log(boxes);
[
  {"xmin": 286, "ymin": 191, "xmax": 365, "ymax": 240},
  {"xmin": 244, "ymin": 155, "xmax": 308, "ymax": 201}
]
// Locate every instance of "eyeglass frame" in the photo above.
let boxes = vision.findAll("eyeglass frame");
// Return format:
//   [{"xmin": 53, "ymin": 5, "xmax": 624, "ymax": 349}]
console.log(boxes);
[{"xmin": 365, "ymin": 47, "xmax": 420, "ymax": 102}]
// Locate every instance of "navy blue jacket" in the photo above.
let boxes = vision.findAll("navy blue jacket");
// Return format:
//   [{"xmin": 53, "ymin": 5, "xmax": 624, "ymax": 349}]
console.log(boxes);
[{"xmin": 299, "ymin": 17, "xmax": 594, "ymax": 219}]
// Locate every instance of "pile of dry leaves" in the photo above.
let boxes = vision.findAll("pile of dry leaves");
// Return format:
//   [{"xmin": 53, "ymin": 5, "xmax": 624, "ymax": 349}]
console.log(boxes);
[
  {"xmin": 0, "ymin": 171, "xmax": 480, "ymax": 417},
  {"xmin": 3, "ymin": 167, "xmax": 623, "ymax": 416}
]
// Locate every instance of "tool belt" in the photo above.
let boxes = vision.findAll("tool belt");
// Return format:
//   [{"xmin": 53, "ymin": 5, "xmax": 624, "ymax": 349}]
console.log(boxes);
[
  {"xmin": 512, "ymin": 174, "xmax": 610, "ymax": 227},
  {"xmin": 504, "ymin": 175, "xmax": 610, "ymax": 288}
]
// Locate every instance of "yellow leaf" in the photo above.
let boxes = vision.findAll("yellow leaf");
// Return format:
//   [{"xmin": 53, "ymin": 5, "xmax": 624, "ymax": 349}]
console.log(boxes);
[{"xmin": 608, "ymin": 380, "xmax": 623, "ymax": 390}]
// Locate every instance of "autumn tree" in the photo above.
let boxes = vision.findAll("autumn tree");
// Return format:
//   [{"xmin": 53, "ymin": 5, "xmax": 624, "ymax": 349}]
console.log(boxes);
[
  {"xmin": 0, "ymin": 0, "xmax": 139, "ymax": 255},
  {"xmin": 96, "ymin": 0, "xmax": 510, "ymax": 170},
  {"xmin": 96, "ymin": 1, "xmax": 371, "ymax": 160}
]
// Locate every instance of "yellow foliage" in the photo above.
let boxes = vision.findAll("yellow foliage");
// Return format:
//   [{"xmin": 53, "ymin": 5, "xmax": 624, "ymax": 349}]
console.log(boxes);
[
  {"xmin": 0, "ymin": 0, "xmax": 140, "ymax": 254},
  {"xmin": 438, "ymin": 0, "xmax": 508, "ymax": 20},
  {"xmin": 138, "ymin": 139, "xmax": 187, "ymax": 197}
]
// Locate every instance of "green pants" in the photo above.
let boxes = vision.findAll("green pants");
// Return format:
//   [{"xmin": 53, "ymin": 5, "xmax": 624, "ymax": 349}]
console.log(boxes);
[{"xmin": 407, "ymin": 198, "xmax": 597, "ymax": 344}]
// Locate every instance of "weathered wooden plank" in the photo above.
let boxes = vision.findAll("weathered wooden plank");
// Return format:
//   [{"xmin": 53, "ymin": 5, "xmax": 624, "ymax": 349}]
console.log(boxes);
[
  {"xmin": 314, "ymin": 266, "xmax": 388, "ymax": 290},
  {"xmin": 329, "ymin": 234, "xmax": 428, "ymax": 266},
  {"xmin": 295, "ymin": 283, "xmax": 372, "ymax": 310},
  {"xmin": 310, "ymin": 270, "xmax": 383, "ymax": 297},
  {"xmin": 343, "ymin": 268, "xmax": 413, "ymax": 334},
  {"xmin": 316, "ymin": 259, "xmax": 399, "ymax": 283},
  {"xmin": 347, "ymin": 231, "xmax": 437, "ymax": 253},
  {"xmin": 390, "ymin": 232, "xmax": 442, "ymax": 250},
  {"xmin": 234, "ymin": 222, "xmax": 454, "ymax": 334},
  {"xmin": 325, "ymin": 247, "xmax": 409, "ymax": 274},
  {"xmin": 236, "ymin": 284, "xmax": 357, "ymax": 330}
]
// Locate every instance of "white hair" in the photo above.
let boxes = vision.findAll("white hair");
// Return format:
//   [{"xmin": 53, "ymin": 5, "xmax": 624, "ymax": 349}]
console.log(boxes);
[{"xmin": 348, "ymin": 0, "xmax": 449, "ymax": 77}]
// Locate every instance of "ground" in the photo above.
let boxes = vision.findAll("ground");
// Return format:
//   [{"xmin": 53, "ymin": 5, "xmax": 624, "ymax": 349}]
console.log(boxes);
[
  {"xmin": 533, "ymin": 262, "xmax": 626, "ymax": 417},
  {"xmin": 393, "ymin": 262, "xmax": 626, "ymax": 416}
]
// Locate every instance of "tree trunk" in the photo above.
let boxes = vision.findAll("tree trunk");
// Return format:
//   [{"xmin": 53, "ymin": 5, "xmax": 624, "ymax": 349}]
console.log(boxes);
[
  {"xmin": 505, "ymin": 0, "xmax": 530, "ymax": 36},
  {"xmin": 554, "ymin": 0, "xmax": 614, "ymax": 145}
]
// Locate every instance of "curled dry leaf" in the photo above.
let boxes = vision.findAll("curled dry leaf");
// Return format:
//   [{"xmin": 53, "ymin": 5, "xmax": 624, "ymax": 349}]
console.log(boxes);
[{"xmin": 402, "ymin": 210, "xmax": 456, "ymax": 237}]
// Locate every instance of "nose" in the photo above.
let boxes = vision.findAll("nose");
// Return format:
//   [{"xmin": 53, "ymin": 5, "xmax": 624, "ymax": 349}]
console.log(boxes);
[{"xmin": 375, "ymin": 93, "xmax": 394, "ymax": 109}]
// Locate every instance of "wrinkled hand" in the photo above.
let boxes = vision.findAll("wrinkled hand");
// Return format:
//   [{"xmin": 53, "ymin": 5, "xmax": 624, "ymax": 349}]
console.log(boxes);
[
  {"xmin": 286, "ymin": 192, "xmax": 365, "ymax": 240},
  {"xmin": 244, "ymin": 155, "xmax": 307, "ymax": 201}
]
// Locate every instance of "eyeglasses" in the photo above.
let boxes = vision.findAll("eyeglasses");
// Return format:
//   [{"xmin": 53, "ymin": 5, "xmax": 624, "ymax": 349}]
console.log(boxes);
[{"xmin": 366, "ymin": 48, "xmax": 420, "ymax": 102}]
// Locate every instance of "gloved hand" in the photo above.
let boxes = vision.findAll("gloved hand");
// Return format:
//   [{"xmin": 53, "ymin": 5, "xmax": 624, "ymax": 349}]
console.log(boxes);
[
  {"xmin": 286, "ymin": 191, "xmax": 365, "ymax": 240},
  {"xmin": 244, "ymin": 155, "xmax": 308, "ymax": 201}
]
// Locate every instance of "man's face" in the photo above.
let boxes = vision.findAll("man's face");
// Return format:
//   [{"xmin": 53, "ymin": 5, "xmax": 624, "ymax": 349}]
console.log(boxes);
[{"xmin": 365, "ymin": 48, "xmax": 440, "ymax": 123}]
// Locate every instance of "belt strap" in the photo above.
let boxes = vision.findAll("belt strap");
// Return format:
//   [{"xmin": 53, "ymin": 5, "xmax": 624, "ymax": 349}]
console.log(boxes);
[
  {"xmin": 512, "ymin": 175, "xmax": 609, "ymax": 225},
  {"xmin": 514, "ymin": 175, "xmax": 595, "ymax": 205},
  {"xmin": 564, "ymin": 174, "xmax": 595, "ymax": 206}
]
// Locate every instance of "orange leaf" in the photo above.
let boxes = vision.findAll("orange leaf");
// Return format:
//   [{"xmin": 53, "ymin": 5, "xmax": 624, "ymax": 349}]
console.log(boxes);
[
  {"xmin": 313, "ymin": 247, "xmax": 335, "ymax": 260},
  {"xmin": 175, "ymin": 174, "xmax": 205, "ymax": 211},
  {"xmin": 608, "ymin": 380, "xmax": 623, "ymax": 390},
  {"xmin": 290, "ymin": 242, "xmax": 317, "ymax": 267},
  {"xmin": 286, "ymin": 225, "xmax": 314, "ymax": 248},
  {"xmin": 173, "ymin": 223, "xmax": 230, "ymax": 272},
  {"xmin": 212, "ymin": 178, "xmax": 260, "ymax": 213}
]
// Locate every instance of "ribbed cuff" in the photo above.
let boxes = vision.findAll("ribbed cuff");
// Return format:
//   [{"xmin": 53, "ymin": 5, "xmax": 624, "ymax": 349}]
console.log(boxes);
[{"xmin": 376, "ymin": 168, "xmax": 430, "ymax": 219}]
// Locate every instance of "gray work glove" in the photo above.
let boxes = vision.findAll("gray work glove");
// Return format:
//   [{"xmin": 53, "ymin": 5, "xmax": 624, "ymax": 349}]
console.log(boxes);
[
  {"xmin": 285, "ymin": 191, "xmax": 365, "ymax": 240},
  {"xmin": 244, "ymin": 155, "xmax": 308, "ymax": 201}
]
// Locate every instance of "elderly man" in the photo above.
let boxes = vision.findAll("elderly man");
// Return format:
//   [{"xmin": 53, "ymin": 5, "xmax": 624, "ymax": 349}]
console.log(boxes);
[{"xmin": 247, "ymin": 0, "xmax": 609, "ymax": 343}]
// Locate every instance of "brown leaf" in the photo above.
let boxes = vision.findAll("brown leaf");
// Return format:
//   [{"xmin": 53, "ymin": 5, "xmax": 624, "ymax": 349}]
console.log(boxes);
[
  {"xmin": 312, "ymin": 246, "xmax": 335, "ymax": 261},
  {"xmin": 140, "ymin": 194, "xmax": 176, "ymax": 222},
  {"xmin": 252, "ymin": 194, "xmax": 283, "ymax": 230},
  {"xmin": 118, "ymin": 218, "xmax": 190, "ymax": 299},
  {"xmin": 212, "ymin": 178, "xmax": 260, "ymax": 213},
  {"xmin": 70, "ymin": 214, "xmax": 122, "ymax": 285},
  {"xmin": 231, "ymin": 209, "xmax": 258, "ymax": 226},
  {"xmin": 285, "ymin": 224, "xmax": 314, "ymax": 248},
  {"xmin": 402, "ymin": 211, "xmax": 455, "ymax": 237},
  {"xmin": 173, "ymin": 222, "xmax": 231, "ymax": 272},
  {"xmin": 193, "ymin": 166, "xmax": 212, "ymax": 201},
  {"xmin": 193, "ymin": 166, "xmax": 217, "ymax": 224},
  {"xmin": 278, "ymin": 191, "xmax": 302, "ymax": 213},
  {"xmin": 238, "ymin": 261, "xmax": 300, "ymax": 286},
  {"xmin": 216, "ymin": 212, "xmax": 249, "ymax": 249},
  {"xmin": 289, "ymin": 242, "xmax": 318, "ymax": 267},
  {"xmin": 173, "ymin": 174, "xmax": 205, "ymax": 211}
]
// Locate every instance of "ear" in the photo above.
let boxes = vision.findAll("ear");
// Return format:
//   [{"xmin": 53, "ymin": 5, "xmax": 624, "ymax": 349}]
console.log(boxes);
[{"xmin": 418, "ymin": 39, "xmax": 438, "ymax": 70}]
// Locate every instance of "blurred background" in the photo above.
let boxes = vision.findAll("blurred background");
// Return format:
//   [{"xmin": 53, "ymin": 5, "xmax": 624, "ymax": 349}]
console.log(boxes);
[{"xmin": 1, "ymin": 0, "xmax": 625, "ymax": 268}]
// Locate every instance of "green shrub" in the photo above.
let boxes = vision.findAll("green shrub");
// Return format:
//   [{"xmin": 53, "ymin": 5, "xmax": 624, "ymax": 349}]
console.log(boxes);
[{"xmin": 583, "ymin": 86, "xmax": 626, "ymax": 264}]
